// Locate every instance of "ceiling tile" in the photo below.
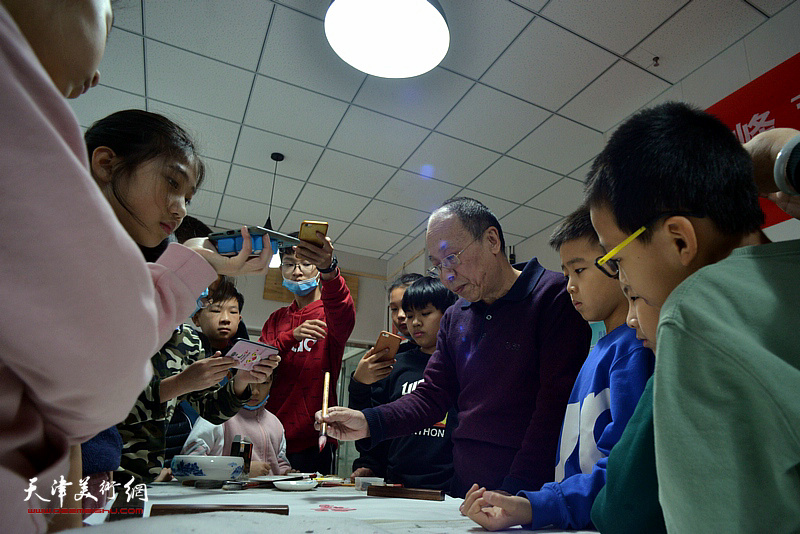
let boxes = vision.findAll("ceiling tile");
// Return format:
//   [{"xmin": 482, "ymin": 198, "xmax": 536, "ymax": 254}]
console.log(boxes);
[
  {"xmin": 277, "ymin": 0, "xmax": 328, "ymax": 19},
  {"xmin": 437, "ymin": 84, "xmax": 550, "ymax": 152},
  {"xmin": 292, "ymin": 183, "xmax": 371, "ymax": 222},
  {"xmin": 560, "ymin": 61, "xmax": 670, "ymax": 131},
  {"xmin": 336, "ymin": 224, "xmax": 406, "ymax": 252},
  {"xmin": 147, "ymin": 101, "xmax": 241, "ymax": 163},
  {"xmin": 467, "ymin": 157, "xmax": 559, "ymax": 203},
  {"xmin": 146, "ymin": 41, "xmax": 253, "ymax": 122},
  {"xmin": 513, "ymin": 0, "xmax": 548, "ymax": 12},
  {"xmin": 514, "ymin": 220, "xmax": 563, "ymax": 271},
  {"xmin": 744, "ymin": 0, "xmax": 800, "ymax": 79},
  {"xmin": 233, "ymin": 126, "xmax": 323, "ymax": 179},
  {"xmin": 625, "ymin": 0, "xmax": 765, "ymax": 82},
  {"xmin": 387, "ymin": 236, "xmax": 414, "ymax": 256},
  {"xmin": 376, "ymin": 170, "xmax": 461, "ymax": 213},
  {"xmin": 308, "ymin": 150, "xmax": 396, "ymax": 198},
  {"xmin": 504, "ymin": 233, "xmax": 527, "ymax": 247},
  {"xmin": 333, "ymin": 244, "xmax": 387, "ymax": 259},
  {"xmin": 258, "ymin": 5, "xmax": 365, "ymax": 101},
  {"xmin": 460, "ymin": 189, "xmax": 520, "ymax": 220},
  {"xmin": 199, "ymin": 158, "xmax": 231, "ymax": 194},
  {"xmin": 402, "ymin": 133, "xmax": 499, "ymax": 187},
  {"xmin": 144, "ymin": 0, "xmax": 272, "ymax": 70},
  {"xmin": 245, "ymin": 75, "xmax": 348, "ymax": 145},
  {"xmin": 681, "ymin": 42, "xmax": 750, "ymax": 109},
  {"xmin": 328, "ymin": 107, "xmax": 429, "ymax": 167},
  {"xmin": 188, "ymin": 190, "xmax": 222, "ymax": 220},
  {"xmin": 541, "ymin": 0, "xmax": 685, "ymax": 55},
  {"xmin": 499, "ymin": 206, "xmax": 562, "ymax": 238},
  {"xmin": 217, "ymin": 197, "xmax": 288, "ymax": 228},
  {"xmin": 438, "ymin": 0, "xmax": 534, "ymax": 79},
  {"xmin": 526, "ymin": 177, "xmax": 586, "ymax": 216},
  {"xmin": 568, "ymin": 160, "xmax": 594, "ymax": 182},
  {"xmin": 482, "ymin": 17, "xmax": 617, "ymax": 111},
  {"xmin": 278, "ymin": 210, "xmax": 346, "ymax": 242},
  {"xmin": 192, "ymin": 214, "xmax": 219, "ymax": 230},
  {"xmin": 68, "ymin": 86, "xmax": 146, "ymax": 129},
  {"xmin": 224, "ymin": 165, "xmax": 304, "ymax": 209},
  {"xmin": 638, "ymin": 83, "xmax": 685, "ymax": 114},
  {"xmin": 354, "ymin": 67, "xmax": 473, "ymax": 129},
  {"xmin": 98, "ymin": 29, "xmax": 144, "ymax": 94},
  {"xmin": 509, "ymin": 114, "xmax": 604, "ymax": 174},
  {"xmin": 113, "ymin": 0, "xmax": 143, "ymax": 33},
  {"xmin": 354, "ymin": 200, "xmax": 430, "ymax": 235},
  {"xmin": 747, "ymin": 0, "xmax": 794, "ymax": 15}
]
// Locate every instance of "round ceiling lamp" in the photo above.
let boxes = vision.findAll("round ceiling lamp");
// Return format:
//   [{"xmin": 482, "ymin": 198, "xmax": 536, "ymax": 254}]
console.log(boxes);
[{"xmin": 324, "ymin": 0, "xmax": 450, "ymax": 79}]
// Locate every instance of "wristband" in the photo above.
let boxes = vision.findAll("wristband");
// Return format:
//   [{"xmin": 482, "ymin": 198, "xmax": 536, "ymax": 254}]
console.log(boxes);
[
  {"xmin": 774, "ymin": 133, "xmax": 800, "ymax": 196},
  {"xmin": 318, "ymin": 254, "xmax": 338, "ymax": 274}
]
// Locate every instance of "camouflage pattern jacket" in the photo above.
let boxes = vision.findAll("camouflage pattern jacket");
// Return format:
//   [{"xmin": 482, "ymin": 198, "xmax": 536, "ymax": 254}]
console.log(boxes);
[{"xmin": 117, "ymin": 324, "xmax": 248, "ymax": 482}]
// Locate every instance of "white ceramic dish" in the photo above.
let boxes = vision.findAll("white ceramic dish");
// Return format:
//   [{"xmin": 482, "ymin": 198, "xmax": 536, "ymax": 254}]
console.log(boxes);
[
  {"xmin": 273, "ymin": 480, "xmax": 319, "ymax": 491},
  {"xmin": 171, "ymin": 455, "xmax": 244, "ymax": 482},
  {"xmin": 249, "ymin": 473, "xmax": 316, "ymax": 482}
]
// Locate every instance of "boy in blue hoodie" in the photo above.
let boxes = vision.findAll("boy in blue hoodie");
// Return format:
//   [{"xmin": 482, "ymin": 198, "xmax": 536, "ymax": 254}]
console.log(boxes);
[{"xmin": 462, "ymin": 205, "xmax": 654, "ymax": 530}]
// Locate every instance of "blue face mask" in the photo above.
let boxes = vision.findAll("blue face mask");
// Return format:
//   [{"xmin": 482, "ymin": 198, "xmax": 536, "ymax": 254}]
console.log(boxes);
[
  {"xmin": 282, "ymin": 276, "xmax": 319, "ymax": 296},
  {"xmin": 242, "ymin": 394, "xmax": 269, "ymax": 411},
  {"xmin": 190, "ymin": 287, "xmax": 210, "ymax": 320}
]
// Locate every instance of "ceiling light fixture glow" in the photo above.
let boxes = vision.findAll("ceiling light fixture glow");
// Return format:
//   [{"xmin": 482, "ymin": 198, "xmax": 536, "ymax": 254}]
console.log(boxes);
[{"xmin": 324, "ymin": 0, "xmax": 450, "ymax": 79}]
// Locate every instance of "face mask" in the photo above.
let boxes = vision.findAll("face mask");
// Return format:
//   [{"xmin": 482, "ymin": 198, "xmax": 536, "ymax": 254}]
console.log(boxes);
[
  {"xmin": 190, "ymin": 287, "xmax": 210, "ymax": 320},
  {"xmin": 282, "ymin": 276, "xmax": 319, "ymax": 296},
  {"xmin": 243, "ymin": 394, "xmax": 269, "ymax": 411}
]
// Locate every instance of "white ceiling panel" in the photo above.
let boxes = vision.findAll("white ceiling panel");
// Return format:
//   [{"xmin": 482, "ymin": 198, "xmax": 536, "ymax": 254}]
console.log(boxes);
[
  {"xmin": 146, "ymin": 41, "xmax": 253, "ymax": 122},
  {"xmin": 98, "ymin": 29, "xmax": 144, "ymax": 95},
  {"xmin": 744, "ymin": 0, "xmax": 800, "ymax": 79},
  {"xmin": 747, "ymin": 0, "xmax": 794, "ymax": 15},
  {"xmin": 328, "ymin": 107, "xmax": 429, "ymax": 167},
  {"xmin": 526, "ymin": 177, "xmax": 586, "ymax": 216},
  {"xmin": 460, "ymin": 190, "xmax": 519, "ymax": 220},
  {"xmin": 541, "ymin": 0, "xmax": 685, "ymax": 55},
  {"xmin": 561, "ymin": 61, "xmax": 671, "ymax": 132},
  {"xmin": 467, "ymin": 157, "xmax": 559, "ymax": 203},
  {"xmin": 438, "ymin": 0, "xmax": 535, "ymax": 79},
  {"xmin": 681, "ymin": 42, "xmax": 751, "ymax": 109},
  {"xmin": 334, "ymin": 244, "xmax": 387, "ymax": 259},
  {"xmin": 278, "ymin": 210, "xmax": 346, "ymax": 242},
  {"xmin": 233, "ymin": 126, "xmax": 323, "ymax": 179},
  {"xmin": 144, "ymin": 0, "xmax": 272, "ymax": 70},
  {"xmin": 217, "ymin": 197, "xmax": 289, "ymax": 228},
  {"xmin": 354, "ymin": 68, "xmax": 473, "ymax": 129},
  {"xmin": 504, "ymin": 233, "xmax": 527, "ymax": 247},
  {"xmin": 513, "ymin": 0, "xmax": 549, "ymax": 12},
  {"xmin": 245, "ymin": 75, "xmax": 348, "ymax": 146},
  {"xmin": 113, "ymin": 0, "xmax": 143, "ymax": 33},
  {"xmin": 276, "ymin": 0, "xmax": 329, "ymax": 19},
  {"xmin": 308, "ymin": 150, "xmax": 396, "ymax": 198},
  {"xmin": 199, "ymin": 158, "xmax": 231, "ymax": 195},
  {"xmin": 626, "ymin": 0, "xmax": 766, "ymax": 82},
  {"xmin": 337, "ymin": 224, "xmax": 407, "ymax": 253},
  {"xmin": 499, "ymin": 205, "xmax": 562, "ymax": 238},
  {"xmin": 68, "ymin": 86, "xmax": 146, "ymax": 129},
  {"xmin": 387, "ymin": 236, "xmax": 415, "ymax": 256},
  {"xmin": 568, "ymin": 160, "xmax": 594, "ymax": 182},
  {"xmin": 224, "ymin": 165, "xmax": 304, "ymax": 209},
  {"xmin": 354, "ymin": 200, "xmax": 430, "ymax": 236},
  {"xmin": 292, "ymin": 183, "xmax": 371, "ymax": 222},
  {"xmin": 188, "ymin": 190, "xmax": 223, "ymax": 220},
  {"xmin": 482, "ymin": 17, "xmax": 617, "ymax": 111},
  {"xmin": 402, "ymin": 133, "xmax": 499, "ymax": 187},
  {"xmin": 258, "ymin": 5, "xmax": 365, "ymax": 101},
  {"xmin": 375, "ymin": 171, "xmax": 461, "ymax": 213},
  {"xmin": 147, "ymin": 101, "xmax": 242, "ymax": 163},
  {"xmin": 509, "ymin": 114, "xmax": 604, "ymax": 175},
  {"xmin": 437, "ymin": 84, "xmax": 550, "ymax": 153}
]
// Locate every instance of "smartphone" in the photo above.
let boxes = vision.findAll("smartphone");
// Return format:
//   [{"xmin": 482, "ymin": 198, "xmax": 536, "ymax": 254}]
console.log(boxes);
[
  {"xmin": 297, "ymin": 221, "xmax": 329, "ymax": 247},
  {"xmin": 373, "ymin": 331, "xmax": 404, "ymax": 360},
  {"xmin": 208, "ymin": 226, "xmax": 301, "ymax": 257},
  {"xmin": 226, "ymin": 339, "xmax": 280, "ymax": 370}
]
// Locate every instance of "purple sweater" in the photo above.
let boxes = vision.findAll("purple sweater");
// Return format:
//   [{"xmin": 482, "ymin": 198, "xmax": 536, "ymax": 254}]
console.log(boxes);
[{"xmin": 364, "ymin": 260, "xmax": 590, "ymax": 497}]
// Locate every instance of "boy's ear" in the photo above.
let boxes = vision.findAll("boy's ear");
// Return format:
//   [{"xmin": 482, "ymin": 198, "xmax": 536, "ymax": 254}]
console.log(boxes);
[
  {"xmin": 90, "ymin": 146, "xmax": 117, "ymax": 184},
  {"xmin": 663, "ymin": 216, "xmax": 699, "ymax": 268},
  {"xmin": 191, "ymin": 312, "xmax": 201, "ymax": 327}
]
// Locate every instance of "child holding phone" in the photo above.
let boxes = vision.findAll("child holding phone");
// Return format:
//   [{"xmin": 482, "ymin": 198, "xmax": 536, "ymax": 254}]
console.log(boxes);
[{"xmin": 349, "ymin": 277, "xmax": 459, "ymax": 492}]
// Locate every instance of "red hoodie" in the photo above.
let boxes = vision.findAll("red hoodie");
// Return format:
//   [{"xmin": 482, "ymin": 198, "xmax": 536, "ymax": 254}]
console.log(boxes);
[{"xmin": 259, "ymin": 273, "xmax": 355, "ymax": 453}]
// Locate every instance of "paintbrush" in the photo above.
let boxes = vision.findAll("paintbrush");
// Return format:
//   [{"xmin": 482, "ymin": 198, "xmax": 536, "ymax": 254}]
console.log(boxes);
[{"xmin": 319, "ymin": 371, "xmax": 330, "ymax": 452}]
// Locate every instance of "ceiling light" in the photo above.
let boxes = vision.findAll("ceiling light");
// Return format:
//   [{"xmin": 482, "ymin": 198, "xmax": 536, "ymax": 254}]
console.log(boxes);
[{"xmin": 324, "ymin": 0, "xmax": 450, "ymax": 79}]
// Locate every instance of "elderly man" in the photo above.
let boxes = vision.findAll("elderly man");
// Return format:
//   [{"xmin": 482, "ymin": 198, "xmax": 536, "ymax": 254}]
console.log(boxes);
[{"xmin": 319, "ymin": 197, "xmax": 590, "ymax": 497}]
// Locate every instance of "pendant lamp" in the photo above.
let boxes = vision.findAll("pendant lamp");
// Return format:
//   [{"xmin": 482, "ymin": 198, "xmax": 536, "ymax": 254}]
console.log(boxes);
[
  {"xmin": 324, "ymin": 0, "xmax": 450, "ymax": 79},
  {"xmin": 266, "ymin": 152, "xmax": 284, "ymax": 268}
]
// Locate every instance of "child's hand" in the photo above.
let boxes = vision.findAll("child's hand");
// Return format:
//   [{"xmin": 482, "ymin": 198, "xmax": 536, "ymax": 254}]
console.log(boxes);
[
  {"xmin": 353, "ymin": 347, "xmax": 394, "ymax": 385},
  {"xmin": 766, "ymin": 191, "xmax": 800, "ymax": 219},
  {"xmin": 293, "ymin": 319, "xmax": 327, "ymax": 342},
  {"xmin": 185, "ymin": 226, "xmax": 271, "ymax": 276},
  {"xmin": 350, "ymin": 467, "xmax": 376, "ymax": 481},
  {"xmin": 314, "ymin": 406, "xmax": 370, "ymax": 441},
  {"xmin": 179, "ymin": 354, "xmax": 236, "ymax": 392},
  {"xmin": 249, "ymin": 461, "xmax": 271, "ymax": 477},
  {"xmin": 461, "ymin": 484, "xmax": 532, "ymax": 531},
  {"xmin": 237, "ymin": 355, "xmax": 280, "ymax": 385}
]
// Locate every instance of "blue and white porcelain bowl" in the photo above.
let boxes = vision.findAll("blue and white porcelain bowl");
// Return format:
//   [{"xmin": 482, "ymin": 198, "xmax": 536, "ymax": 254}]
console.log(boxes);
[{"xmin": 171, "ymin": 455, "xmax": 244, "ymax": 482}]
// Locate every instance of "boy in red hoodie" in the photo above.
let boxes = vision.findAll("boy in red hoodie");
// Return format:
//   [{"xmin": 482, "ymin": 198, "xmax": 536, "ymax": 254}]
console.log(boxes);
[{"xmin": 259, "ymin": 231, "xmax": 355, "ymax": 474}]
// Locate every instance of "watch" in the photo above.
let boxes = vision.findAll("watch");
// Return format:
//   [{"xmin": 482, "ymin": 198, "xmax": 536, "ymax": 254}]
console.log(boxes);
[
  {"xmin": 318, "ymin": 254, "xmax": 338, "ymax": 274},
  {"xmin": 774, "ymin": 133, "xmax": 800, "ymax": 196}
]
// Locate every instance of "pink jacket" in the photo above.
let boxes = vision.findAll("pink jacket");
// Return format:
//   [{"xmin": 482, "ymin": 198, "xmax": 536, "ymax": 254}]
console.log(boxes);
[{"xmin": 0, "ymin": 6, "xmax": 216, "ymax": 532}]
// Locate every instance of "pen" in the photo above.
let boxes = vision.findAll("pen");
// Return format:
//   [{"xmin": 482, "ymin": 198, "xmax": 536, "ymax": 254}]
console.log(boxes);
[{"xmin": 319, "ymin": 371, "xmax": 330, "ymax": 452}]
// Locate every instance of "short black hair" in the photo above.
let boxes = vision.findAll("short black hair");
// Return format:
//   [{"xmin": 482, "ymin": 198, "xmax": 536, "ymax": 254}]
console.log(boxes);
[
  {"xmin": 389, "ymin": 273, "xmax": 423, "ymax": 293},
  {"xmin": 438, "ymin": 197, "xmax": 506, "ymax": 251},
  {"xmin": 279, "ymin": 231, "xmax": 300, "ymax": 260},
  {"xmin": 401, "ymin": 276, "xmax": 457, "ymax": 314},
  {"xmin": 585, "ymin": 102, "xmax": 763, "ymax": 242},
  {"xmin": 548, "ymin": 204, "xmax": 598, "ymax": 251},
  {"xmin": 207, "ymin": 277, "xmax": 244, "ymax": 312},
  {"xmin": 175, "ymin": 215, "xmax": 212, "ymax": 243}
]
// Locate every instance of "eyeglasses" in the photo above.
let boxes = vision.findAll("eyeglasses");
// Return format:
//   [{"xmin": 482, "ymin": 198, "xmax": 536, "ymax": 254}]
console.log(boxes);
[
  {"xmin": 280, "ymin": 261, "xmax": 316, "ymax": 273},
  {"xmin": 594, "ymin": 211, "xmax": 705, "ymax": 278},
  {"xmin": 427, "ymin": 238, "xmax": 478, "ymax": 278}
]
